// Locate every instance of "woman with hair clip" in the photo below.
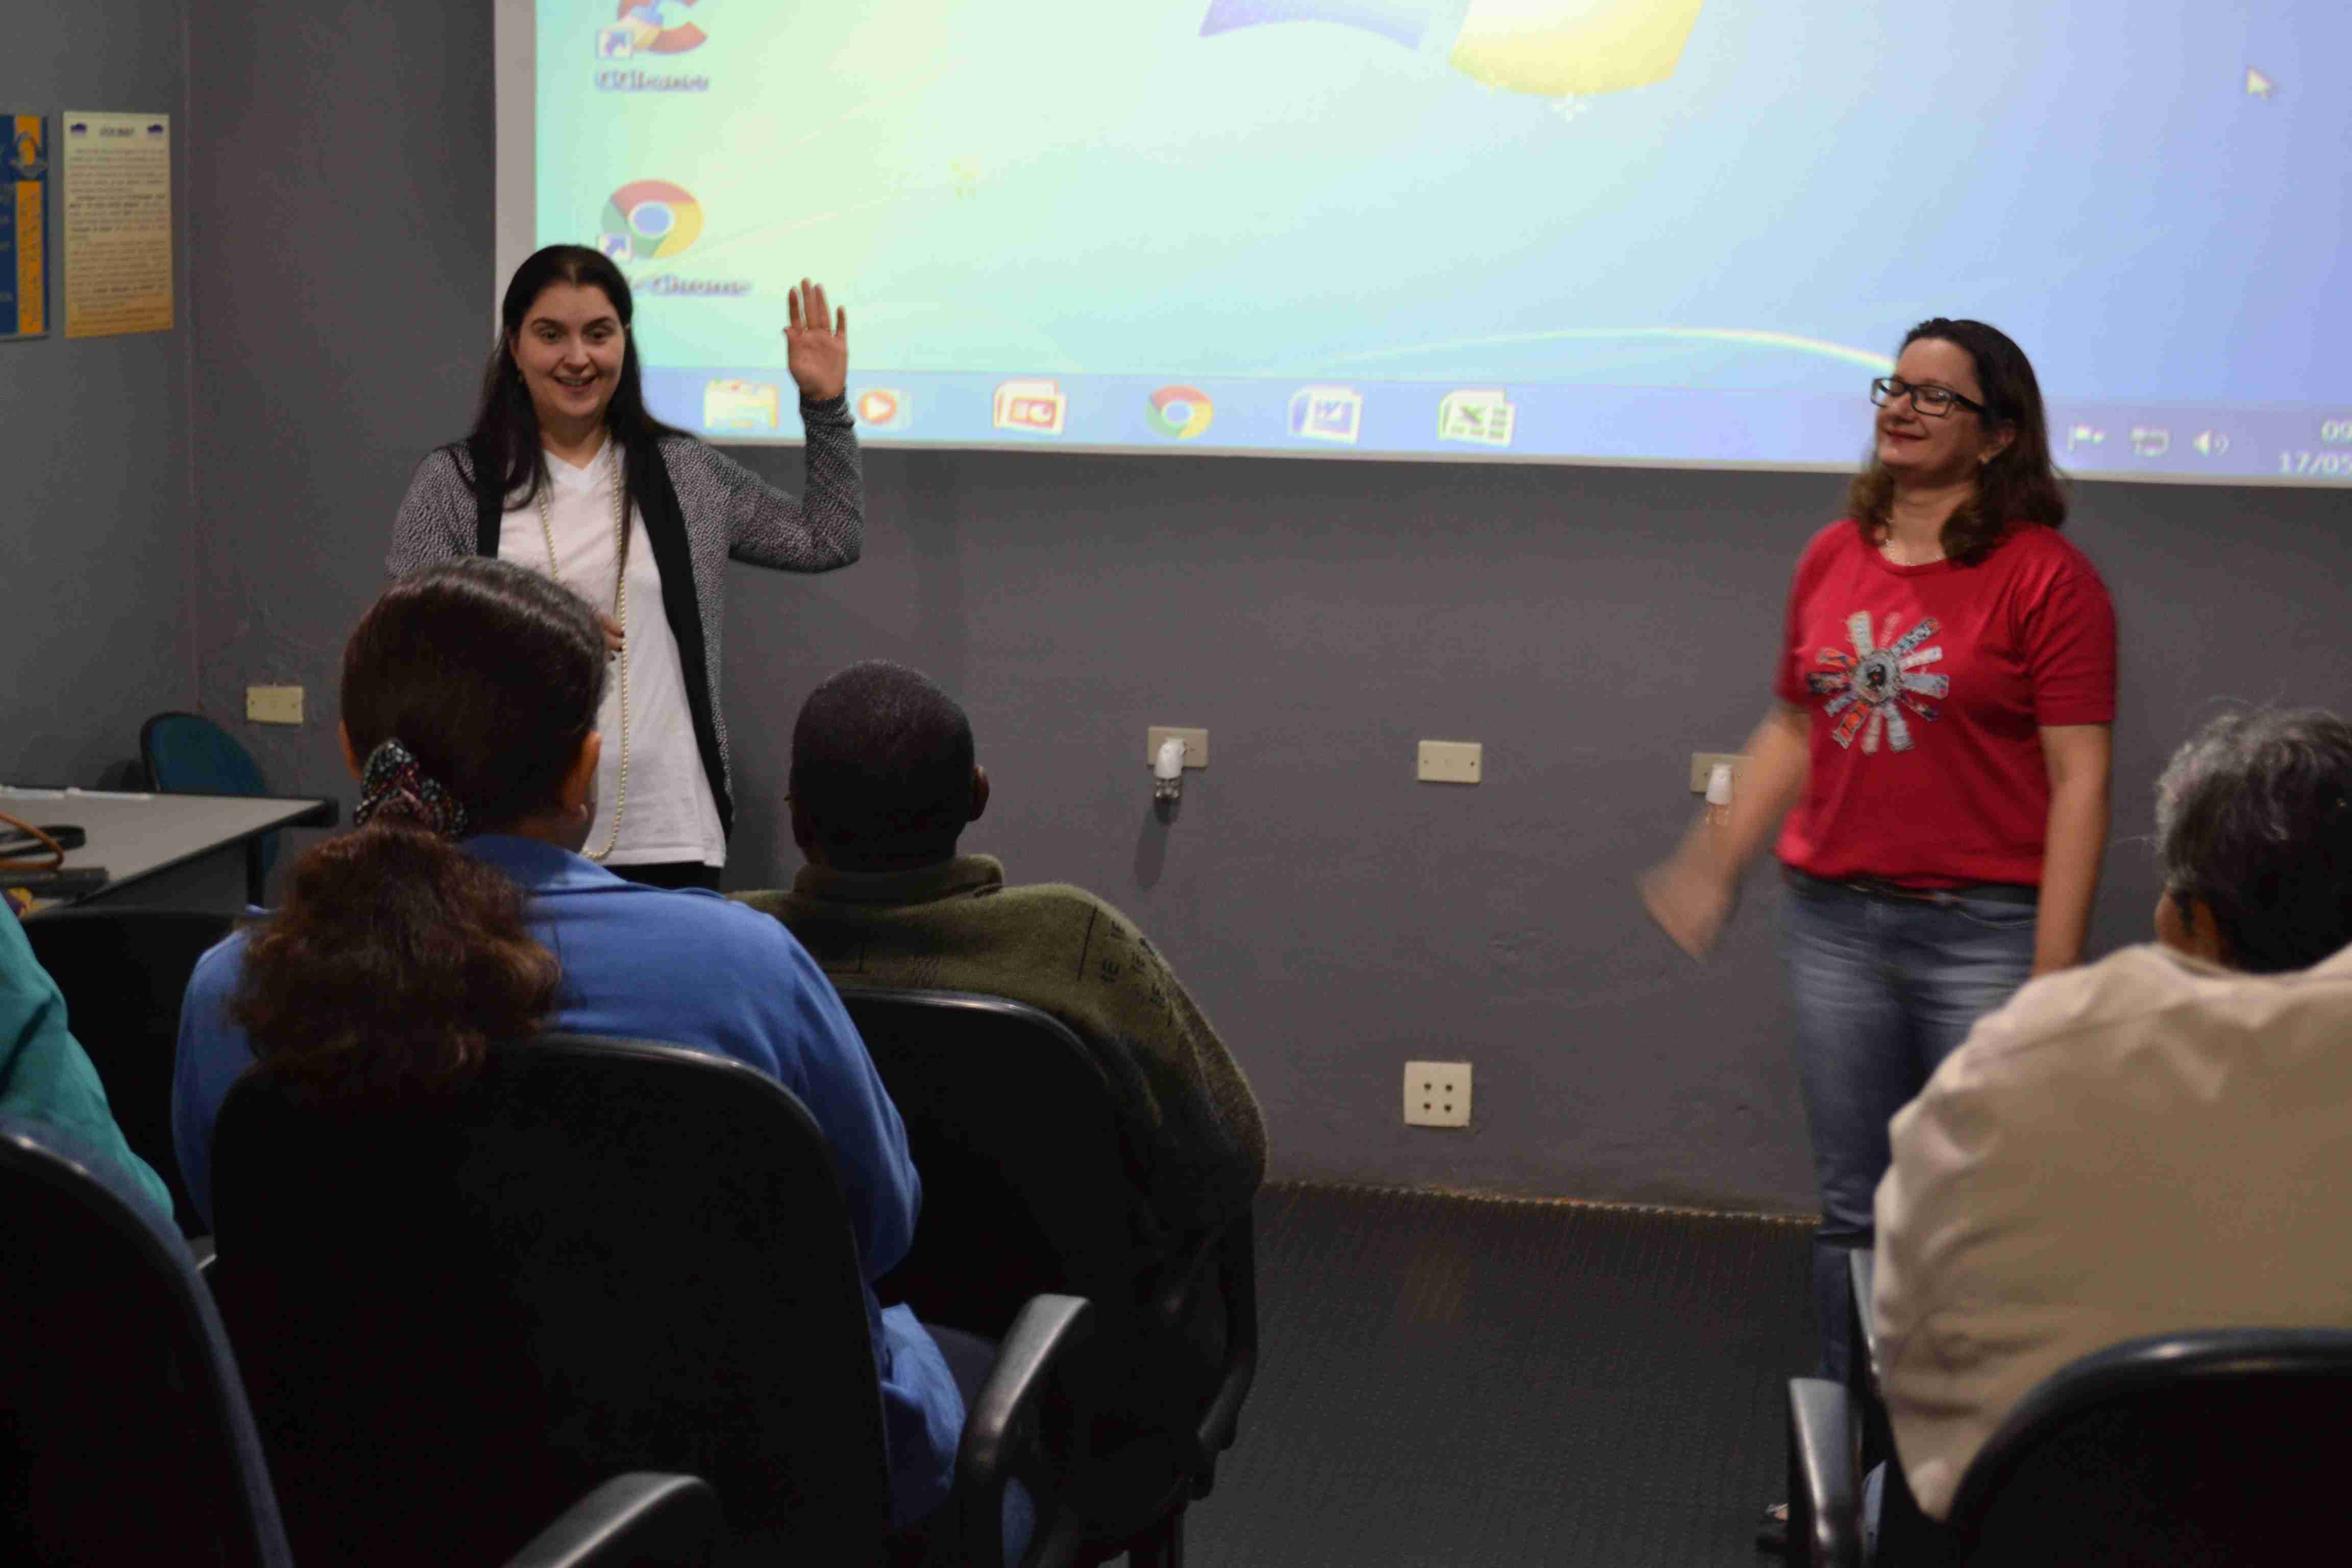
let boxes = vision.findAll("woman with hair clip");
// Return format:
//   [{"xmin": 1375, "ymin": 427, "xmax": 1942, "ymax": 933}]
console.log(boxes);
[
  {"xmin": 169, "ymin": 558, "xmax": 972, "ymax": 1536},
  {"xmin": 1639, "ymin": 318, "xmax": 2117, "ymax": 1550},
  {"xmin": 389, "ymin": 244, "xmax": 862, "ymax": 890}
]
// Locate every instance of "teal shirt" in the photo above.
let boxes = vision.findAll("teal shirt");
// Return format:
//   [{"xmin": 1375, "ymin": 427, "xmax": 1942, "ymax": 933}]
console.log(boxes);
[{"xmin": 2, "ymin": 911, "xmax": 174, "ymax": 1219}]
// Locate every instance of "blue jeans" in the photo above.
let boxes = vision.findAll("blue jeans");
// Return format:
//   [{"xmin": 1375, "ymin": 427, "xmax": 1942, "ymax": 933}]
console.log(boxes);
[
  {"xmin": 1779, "ymin": 869, "xmax": 2037, "ymax": 1385},
  {"xmin": 924, "ymin": 1322, "xmax": 1037, "ymax": 1565}
]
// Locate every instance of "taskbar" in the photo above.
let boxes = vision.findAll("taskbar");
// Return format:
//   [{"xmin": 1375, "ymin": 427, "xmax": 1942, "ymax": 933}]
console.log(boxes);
[{"xmin": 645, "ymin": 371, "xmax": 2352, "ymax": 485}]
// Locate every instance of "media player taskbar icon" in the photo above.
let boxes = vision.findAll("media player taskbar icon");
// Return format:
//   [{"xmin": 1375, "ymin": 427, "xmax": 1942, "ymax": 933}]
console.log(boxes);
[{"xmin": 854, "ymin": 387, "xmax": 910, "ymax": 430}]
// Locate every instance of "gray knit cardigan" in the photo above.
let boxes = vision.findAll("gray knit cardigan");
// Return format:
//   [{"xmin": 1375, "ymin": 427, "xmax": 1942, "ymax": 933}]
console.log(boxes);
[{"xmin": 386, "ymin": 398, "xmax": 863, "ymax": 838}]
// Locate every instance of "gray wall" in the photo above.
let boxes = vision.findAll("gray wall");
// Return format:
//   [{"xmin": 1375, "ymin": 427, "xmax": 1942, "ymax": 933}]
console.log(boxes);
[
  {"xmin": 182, "ymin": 0, "xmax": 2352, "ymax": 1212},
  {"xmin": 1, "ymin": 3, "xmax": 194, "ymax": 786},
  {"xmin": 718, "ymin": 453, "xmax": 2350, "ymax": 1211},
  {"xmin": 184, "ymin": 2, "xmax": 495, "ymax": 818}
]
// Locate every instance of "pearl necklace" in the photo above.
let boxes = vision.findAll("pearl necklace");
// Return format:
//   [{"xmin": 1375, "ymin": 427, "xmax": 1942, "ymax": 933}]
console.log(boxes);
[{"xmin": 537, "ymin": 444, "xmax": 630, "ymax": 862}]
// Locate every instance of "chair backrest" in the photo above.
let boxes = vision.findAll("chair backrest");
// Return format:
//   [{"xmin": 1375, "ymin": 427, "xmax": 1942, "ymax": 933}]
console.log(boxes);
[
  {"xmin": 207, "ymin": 1034, "xmax": 892, "ymax": 1567},
  {"xmin": 837, "ymin": 989, "xmax": 1157, "ymax": 1337},
  {"xmin": 142, "ymin": 712, "xmax": 269, "ymax": 798},
  {"xmin": 1948, "ymin": 1327, "xmax": 2352, "ymax": 1564},
  {"xmin": 21, "ymin": 906, "xmax": 234, "ymax": 1234},
  {"xmin": 141, "ymin": 712, "xmax": 278, "ymax": 887},
  {"xmin": 0, "ymin": 1119, "xmax": 291, "ymax": 1568}
]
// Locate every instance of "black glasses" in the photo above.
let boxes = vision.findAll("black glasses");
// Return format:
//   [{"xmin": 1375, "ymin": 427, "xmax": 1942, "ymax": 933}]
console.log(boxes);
[{"xmin": 1870, "ymin": 377, "xmax": 1987, "ymax": 419}]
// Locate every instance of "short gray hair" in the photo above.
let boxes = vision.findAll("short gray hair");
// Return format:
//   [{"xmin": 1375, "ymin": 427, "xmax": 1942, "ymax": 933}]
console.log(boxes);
[{"xmin": 2154, "ymin": 707, "xmax": 2352, "ymax": 972}]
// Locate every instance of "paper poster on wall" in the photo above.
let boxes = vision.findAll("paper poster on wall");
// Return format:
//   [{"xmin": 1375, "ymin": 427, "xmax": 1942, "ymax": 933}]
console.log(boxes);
[
  {"xmin": 1, "ymin": 113, "xmax": 45, "ymax": 340},
  {"xmin": 62, "ymin": 111, "xmax": 173, "ymax": 339}
]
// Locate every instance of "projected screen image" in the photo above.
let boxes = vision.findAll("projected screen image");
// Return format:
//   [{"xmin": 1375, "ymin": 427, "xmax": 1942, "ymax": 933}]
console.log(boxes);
[{"xmin": 507, "ymin": 1, "xmax": 2351, "ymax": 482}]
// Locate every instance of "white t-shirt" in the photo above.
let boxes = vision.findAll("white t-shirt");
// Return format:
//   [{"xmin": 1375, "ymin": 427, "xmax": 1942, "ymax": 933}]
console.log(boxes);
[{"xmin": 498, "ymin": 439, "xmax": 725, "ymax": 867}]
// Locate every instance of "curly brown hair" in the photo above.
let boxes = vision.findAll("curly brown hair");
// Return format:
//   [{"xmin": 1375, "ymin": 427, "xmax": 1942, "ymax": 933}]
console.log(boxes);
[
  {"xmin": 1846, "ymin": 317, "xmax": 2067, "ymax": 565},
  {"xmin": 232, "ymin": 560, "xmax": 606, "ymax": 1091},
  {"xmin": 232, "ymin": 820, "xmax": 560, "ymax": 1090}
]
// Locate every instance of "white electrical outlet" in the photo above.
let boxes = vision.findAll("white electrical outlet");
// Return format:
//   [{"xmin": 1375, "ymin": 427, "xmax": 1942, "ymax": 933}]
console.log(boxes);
[
  {"xmin": 1403, "ymin": 1060, "xmax": 1472, "ymax": 1128},
  {"xmin": 1418, "ymin": 740, "xmax": 1481, "ymax": 784},
  {"xmin": 247, "ymin": 685, "xmax": 305, "ymax": 725},
  {"xmin": 1145, "ymin": 726, "xmax": 1209, "ymax": 769},
  {"xmin": 1689, "ymin": 752, "xmax": 1741, "ymax": 794}
]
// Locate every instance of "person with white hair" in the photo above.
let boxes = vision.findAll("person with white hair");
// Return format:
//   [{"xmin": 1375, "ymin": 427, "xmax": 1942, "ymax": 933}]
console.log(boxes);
[{"xmin": 1868, "ymin": 706, "xmax": 2352, "ymax": 1554}]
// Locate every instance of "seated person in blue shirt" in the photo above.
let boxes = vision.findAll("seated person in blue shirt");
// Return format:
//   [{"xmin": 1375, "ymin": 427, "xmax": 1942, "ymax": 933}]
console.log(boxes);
[
  {"xmin": 2, "ymin": 906, "xmax": 174, "ymax": 1218},
  {"xmin": 170, "ymin": 558, "xmax": 966, "ymax": 1535}
]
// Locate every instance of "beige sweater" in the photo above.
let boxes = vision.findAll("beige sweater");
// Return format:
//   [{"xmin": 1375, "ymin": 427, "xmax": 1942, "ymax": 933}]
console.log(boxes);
[
  {"xmin": 735, "ymin": 856, "xmax": 1266, "ymax": 1235},
  {"xmin": 1875, "ymin": 939, "xmax": 2352, "ymax": 1517}
]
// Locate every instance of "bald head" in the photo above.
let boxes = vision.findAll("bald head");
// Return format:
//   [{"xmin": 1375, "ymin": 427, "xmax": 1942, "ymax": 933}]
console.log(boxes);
[{"xmin": 789, "ymin": 661, "xmax": 986, "ymax": 871}]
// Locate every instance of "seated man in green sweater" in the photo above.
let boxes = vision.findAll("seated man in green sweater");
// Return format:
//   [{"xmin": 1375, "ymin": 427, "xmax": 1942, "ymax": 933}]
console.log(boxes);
[{"xmin": 736, "ymin": 659, "xmax": 1266, "ymax": 1247}]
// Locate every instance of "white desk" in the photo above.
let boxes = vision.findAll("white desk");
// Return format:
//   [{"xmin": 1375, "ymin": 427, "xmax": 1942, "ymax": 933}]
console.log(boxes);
[{"xmin": 1, "ymin": 787, "xmax": 338, "ymax": 911}]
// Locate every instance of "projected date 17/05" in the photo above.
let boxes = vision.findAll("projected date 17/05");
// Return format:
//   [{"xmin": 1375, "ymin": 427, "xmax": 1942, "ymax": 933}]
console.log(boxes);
[{"xmin": 2277, "ymin": 451, "xmax": 2352, "ymax": 477}]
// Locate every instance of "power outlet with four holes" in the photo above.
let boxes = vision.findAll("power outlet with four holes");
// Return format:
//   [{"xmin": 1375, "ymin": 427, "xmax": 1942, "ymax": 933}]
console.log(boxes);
[{"xmin": 1403, "ymin": 1060, "xmax": 1472, "ymax": 1128}]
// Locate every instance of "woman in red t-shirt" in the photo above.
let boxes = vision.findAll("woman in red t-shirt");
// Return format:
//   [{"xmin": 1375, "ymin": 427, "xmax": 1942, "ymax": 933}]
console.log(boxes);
[{"xmin": 1644, "ymin": 319, "xmax": 2117, "ymax": 1410}]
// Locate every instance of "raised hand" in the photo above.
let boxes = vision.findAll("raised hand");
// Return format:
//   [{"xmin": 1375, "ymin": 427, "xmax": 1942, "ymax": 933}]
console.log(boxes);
[{"xmin": 784, "ymin": 278, "xmax": 848, "ymax": 402}]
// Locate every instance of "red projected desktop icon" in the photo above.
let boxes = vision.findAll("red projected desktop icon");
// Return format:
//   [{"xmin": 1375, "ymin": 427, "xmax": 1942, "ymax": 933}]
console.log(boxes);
[
  {"xmin": 854, "ymin": 388, "xmax": 908, "ymax": 429},
  {"xmin": 600, "ymin": 0, "xmax": 705, "ymax": 57},
  {"xmin": 993, "ymin": 379, "xmax": 1067, "ymax": 435}
]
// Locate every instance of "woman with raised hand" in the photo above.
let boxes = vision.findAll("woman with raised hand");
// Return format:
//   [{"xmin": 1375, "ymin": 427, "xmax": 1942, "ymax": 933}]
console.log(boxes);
[
  {"xmin": 171, "ymin": 558, "xmax": 965, "ymax": 1534},
  {"xmin": 1640, "ymin": 318, "xmax": 2116, "ymax": 1544},
  {"xmin": 390, "ymin": 244, "xmax": 860, "ymax": 890}
]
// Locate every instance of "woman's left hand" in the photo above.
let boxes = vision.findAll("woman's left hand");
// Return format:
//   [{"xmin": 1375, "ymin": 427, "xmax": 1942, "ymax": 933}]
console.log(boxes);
[{"xmin": 784, "ymin": 278, "xmax": 848, "ymax": 402}]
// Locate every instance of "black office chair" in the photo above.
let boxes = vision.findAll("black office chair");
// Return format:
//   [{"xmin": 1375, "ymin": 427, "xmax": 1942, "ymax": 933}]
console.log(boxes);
[
  {"xmin": 0, "ymin": 1117, "xmax": 722, "ymax": 1567},
  {"xmin": 207, "ymin": 1034, "xmax": 1091, "ymax": 1568},
  {"xmin": 21, "ymin": 905, "xmax": 234, "ymax": 1235},
  {"xmin": 1788, "ymin": 1327, "xmax": 2352, "ymax": 1566},
  {"xmin": 141, "ymin": 710, "xmax": 279, "ymax": 903},
  {"xmin": 838, "ymin": 989, "xmax": 1259, "ymax": 1568}
]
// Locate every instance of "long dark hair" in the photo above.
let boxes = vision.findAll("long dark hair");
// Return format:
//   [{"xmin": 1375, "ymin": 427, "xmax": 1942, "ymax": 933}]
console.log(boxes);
[
  {"xmin": 1847, "ymin": 317, "xmax": 2067, "ymax": 565},
  {"xmin": 465, "ymin": 243, "xmax": 687, "ymax": 511},
  {"xmin": 232, "ymin": 559, "xmax": 609, "ymax": 1090}
]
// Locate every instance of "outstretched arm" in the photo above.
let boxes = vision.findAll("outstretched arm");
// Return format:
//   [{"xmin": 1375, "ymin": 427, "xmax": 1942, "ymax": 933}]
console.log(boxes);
[{"xmin": 1640, "ymin": 701, "xmax": 1811, "ymax": 960}]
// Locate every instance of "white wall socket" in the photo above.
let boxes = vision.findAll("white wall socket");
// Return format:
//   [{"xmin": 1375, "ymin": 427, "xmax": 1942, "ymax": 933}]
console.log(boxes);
[
  {"xmin": 247, "ymin": 685, "xmax": 304, "ymax": 725},
  {"xmin": 1145, "ymin": 726, "xmax": 1208, "ymax": 769},
  {"xmin": 1404, "ymin": 1061, "xmax": 1472, "ymax": 1128},
  {"xmin": 1418, "ymin": 740, "xmax": 1481, "ymax": 784},
  {"xmin": 1689, "ymin": 752, "xmax": 1741, "ymax": 793}
]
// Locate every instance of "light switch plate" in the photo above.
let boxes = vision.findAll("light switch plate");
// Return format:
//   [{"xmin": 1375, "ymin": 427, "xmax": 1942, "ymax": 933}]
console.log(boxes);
[
  {"xmin": 1690, "ymin": 752, "xmax": 1742, "ymax": 793},
  {"xmin": 1418, "ymin": 740, "xmax": 1481, "ymax": 784},
  {"xmin": 247, "ymin": 685, "xmax": 305, "ymax": 725},
  {"xmin": 1404, "ymin": 1061, "xmax": 1472, "ymax": 1128},
  {"xmin": 1146, "ymin": 726, "xmax": 1208, "ymax": 769}
]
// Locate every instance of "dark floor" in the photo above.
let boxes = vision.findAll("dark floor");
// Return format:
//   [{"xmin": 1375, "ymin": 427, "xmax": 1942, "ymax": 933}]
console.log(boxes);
[{"xmin": 1185, "ymin": 1183, "xmax": 1814, "ymax": 1568}]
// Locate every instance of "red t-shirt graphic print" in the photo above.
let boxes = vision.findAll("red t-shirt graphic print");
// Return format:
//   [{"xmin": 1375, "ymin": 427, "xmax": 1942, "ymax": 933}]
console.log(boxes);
[
  {"xmin": 1773, "ymin": 521, "xmax": 2116, "ymax": 889},
  {"xmin": 1811, "ymin": 609, "xmax": 1949, "ymax": 755}
]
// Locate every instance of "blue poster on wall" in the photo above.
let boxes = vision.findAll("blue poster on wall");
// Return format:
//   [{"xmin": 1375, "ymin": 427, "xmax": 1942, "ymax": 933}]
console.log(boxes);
[{"xmin": 2, "ymin": 113, "xmax": 49, "ymax": 340}]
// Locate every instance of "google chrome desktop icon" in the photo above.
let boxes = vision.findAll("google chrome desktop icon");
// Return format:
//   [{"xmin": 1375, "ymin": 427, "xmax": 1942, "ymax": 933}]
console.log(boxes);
[{"xmin": 1148, "ymin": 385, "xmax": 1215, "ymax": 440}]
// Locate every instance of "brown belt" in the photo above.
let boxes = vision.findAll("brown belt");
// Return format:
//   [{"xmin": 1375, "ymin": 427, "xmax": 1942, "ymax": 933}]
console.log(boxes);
[{"xmin": 1785, "ymin": 867, "xmax": 2039, "ymax": 908}]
